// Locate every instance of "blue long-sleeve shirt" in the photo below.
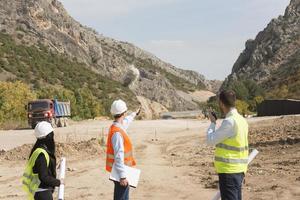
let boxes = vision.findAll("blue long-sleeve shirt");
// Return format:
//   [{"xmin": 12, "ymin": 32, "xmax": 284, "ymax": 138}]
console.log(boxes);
[{"xmin": 111, "ymin": 112, "xmax": 136, "ymax": 178}]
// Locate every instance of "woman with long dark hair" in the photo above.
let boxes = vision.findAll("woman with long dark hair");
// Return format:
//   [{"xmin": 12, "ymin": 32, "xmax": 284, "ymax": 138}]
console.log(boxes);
[{"xmin": 22, "ymin": 121, "xmax": 62, "ymax": 200}]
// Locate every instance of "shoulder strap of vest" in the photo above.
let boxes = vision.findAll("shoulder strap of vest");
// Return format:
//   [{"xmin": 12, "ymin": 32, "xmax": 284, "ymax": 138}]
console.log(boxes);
[
  {"xmin": 31, "ymin": 148, "xmax": 50, "ymax": 167},
  {"xmin": 110, "ymin": 125, "xmax": 126, "ymax": 137}
]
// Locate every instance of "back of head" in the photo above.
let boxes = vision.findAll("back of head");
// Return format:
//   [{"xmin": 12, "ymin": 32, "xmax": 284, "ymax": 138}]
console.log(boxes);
[
  {"xmin": 34, "ymin": 121, "xmax": 54, "ymax": 139},
  {"xmin": 30, "ymin": 121, "xmax": 55, "ymax": 157},
  {"xmin": 219, "ymin": 90, "xmax": 236, "ymax": 108},
  {"xmin": 110, "ymin": 99, "xmax": 128, "ymax": 118}
]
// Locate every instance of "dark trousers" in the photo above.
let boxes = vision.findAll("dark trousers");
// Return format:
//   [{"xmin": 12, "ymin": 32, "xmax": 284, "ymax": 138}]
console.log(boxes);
[
  {"xmin": 218, "ymin": 173, "xmax": 244, "ymax": 200},
  {"xmin": 114, "ymin": 181, "xmax": 129, "ymax": 200},
  {"xmin": 34, "ymin": 190, "xmax": 53, "ymax": 200}
]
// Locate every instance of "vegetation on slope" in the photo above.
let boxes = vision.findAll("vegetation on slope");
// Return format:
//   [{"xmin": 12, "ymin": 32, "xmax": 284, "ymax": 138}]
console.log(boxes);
[
  {"xmin": 0, "ymin": 32, "xmax": 139, "ymax": 126},
  {"xmin": 264, "ymin": 50, "xmax": 300, "ymax": 100}
]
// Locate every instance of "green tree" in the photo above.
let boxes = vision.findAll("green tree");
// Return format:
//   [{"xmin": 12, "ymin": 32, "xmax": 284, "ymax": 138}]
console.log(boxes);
[
  {"xmin": 236, "ymin": 100, "xmax": 250, "ymax": 116},
  {"xmin": 248, "ymin": 95, "xmax": 264, "ymax": 112},
  {"xmin": 0, "ymin": 81, "xmax": 36, "ymax": 124},
  {"xmin": 270, "ymin": 84, "xmax": 289, "ymax": 99},
  {"xmin": 243, "ymin": 80, "xmax": 264, "ymax": 100},
  {"xmin": 75, "ymin": 88, "xmax": 102, "ymax": 119}
]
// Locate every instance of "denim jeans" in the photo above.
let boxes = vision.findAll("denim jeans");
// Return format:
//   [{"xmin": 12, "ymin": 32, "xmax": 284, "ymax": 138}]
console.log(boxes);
[
  {"xmin": 218, "ymin": 173, "xmax": 244, "ymax": 200},
  {"xmin": 114, "ymin": 181, "xmax": 129, "ymax": 200}
]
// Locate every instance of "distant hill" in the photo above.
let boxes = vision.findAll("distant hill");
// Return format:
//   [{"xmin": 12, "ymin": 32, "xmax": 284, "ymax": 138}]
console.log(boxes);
[
  {"xmin": 222, "ymin": 0, "xmax": 300, "ymax": 100},
  {"xmin": 0, "ymin": 0, "xmax": 217, "ymax": 119}
]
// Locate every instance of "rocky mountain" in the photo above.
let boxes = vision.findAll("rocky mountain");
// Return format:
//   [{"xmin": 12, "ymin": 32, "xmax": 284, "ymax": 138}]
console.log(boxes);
[
  {"xmin": 0, "ymin": 0, "xmax": 215, "ymax": 119},
  {"xmin": 222, "ymin": 0, "xmax": 300, "ymax": 99}
]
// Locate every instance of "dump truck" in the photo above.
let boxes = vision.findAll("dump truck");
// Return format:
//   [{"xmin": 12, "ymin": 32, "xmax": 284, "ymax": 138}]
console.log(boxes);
[{"xmin": 27, "ymin": 99, "xmax": 71, "ymax": 129}]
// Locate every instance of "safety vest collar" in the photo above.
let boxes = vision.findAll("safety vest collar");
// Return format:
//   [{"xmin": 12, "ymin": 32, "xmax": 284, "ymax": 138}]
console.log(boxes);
[
  {"xmin": 112, "ymin": 121, "xmax": 127, "ymax": 134},
  {"xmin": 225, "ymin": 108, "xmax": 238, "ymax": 118}
]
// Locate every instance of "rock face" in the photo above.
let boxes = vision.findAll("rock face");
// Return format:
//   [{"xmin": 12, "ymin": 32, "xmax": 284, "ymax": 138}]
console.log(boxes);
[
  {"xmin": 222, "ymin": 0, "xmax": 300, "ymax": 97},
  {"xmin": 0, "ymin": 0, "xmax": 214, "ymax": 118}
]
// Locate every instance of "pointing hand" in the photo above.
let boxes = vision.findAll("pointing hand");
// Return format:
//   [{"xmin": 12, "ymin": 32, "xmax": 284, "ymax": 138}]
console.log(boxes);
[{"xmin": 136, "ymin": 107, "xmax": 141, "ymax": 116}]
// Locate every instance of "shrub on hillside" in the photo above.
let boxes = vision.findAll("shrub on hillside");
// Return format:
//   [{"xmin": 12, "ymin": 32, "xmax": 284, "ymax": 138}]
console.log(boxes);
[
  {"xmin": 236, "ymin": 100, "xmax": 250, "ymax": 116},
  {"xmin": 0, "ymin": 81, "xmax": 36, "ymax": 125},
  {"xmin": 222, "ymin": 79, "xmax": 264, "ymax": 112}
]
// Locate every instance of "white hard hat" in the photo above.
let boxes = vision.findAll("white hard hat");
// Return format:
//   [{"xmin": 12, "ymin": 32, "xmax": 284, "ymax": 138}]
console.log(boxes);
[
  {"xmin": 34, "ymin": 121, "xmax": 54, "ymax": 139},
  {"xmin": 110, "ymin": 99, "xmax": 128, "ymax": 116}
]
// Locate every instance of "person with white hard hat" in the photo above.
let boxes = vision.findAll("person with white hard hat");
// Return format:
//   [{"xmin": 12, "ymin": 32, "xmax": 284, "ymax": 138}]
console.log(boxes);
[
  {"xmin": 22, "ymin": 121, "xmax": 62, "ymax": 200},
  {"xmin": 106, "ymin": 99, "xmax": 141, "ymax": 200}
]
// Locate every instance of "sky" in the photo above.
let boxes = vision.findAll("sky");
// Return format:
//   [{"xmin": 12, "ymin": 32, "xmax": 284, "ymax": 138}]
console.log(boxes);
[{"xmin": 59, "ymin": 0, "xmax": 290, "ymax": 80}]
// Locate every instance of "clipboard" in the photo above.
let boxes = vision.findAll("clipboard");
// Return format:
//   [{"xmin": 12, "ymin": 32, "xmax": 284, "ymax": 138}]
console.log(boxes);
[{"xmin": 109, "ymin": 165, "xmax": 141, "ymax": 188}]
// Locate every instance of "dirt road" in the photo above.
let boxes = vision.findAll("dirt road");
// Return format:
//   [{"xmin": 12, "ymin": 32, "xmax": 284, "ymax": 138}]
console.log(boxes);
[{"xmin": 0, "ymin": 116, "xmax": 299, "ymax": 199}]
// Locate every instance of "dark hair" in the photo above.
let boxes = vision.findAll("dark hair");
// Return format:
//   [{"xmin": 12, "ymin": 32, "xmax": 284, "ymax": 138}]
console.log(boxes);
[
  {"xmin": 219, "ymin": 90, "xmax": 236, "ymax": 107},
  {"xmin": 113, "ymin": 111, "xmax": 127, "ymax": 120}
]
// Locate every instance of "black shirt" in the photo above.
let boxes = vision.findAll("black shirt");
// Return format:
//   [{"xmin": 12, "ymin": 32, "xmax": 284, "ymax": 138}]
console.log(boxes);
[{"xmin": 32, "ymin": 150, "xmax": 60, "ymax": 189}]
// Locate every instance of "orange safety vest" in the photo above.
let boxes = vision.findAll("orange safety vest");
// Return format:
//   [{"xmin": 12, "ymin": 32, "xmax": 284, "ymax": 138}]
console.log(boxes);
[{"xmin": 106, "ymin": 124, "xmax": 136, "ymax": 172}]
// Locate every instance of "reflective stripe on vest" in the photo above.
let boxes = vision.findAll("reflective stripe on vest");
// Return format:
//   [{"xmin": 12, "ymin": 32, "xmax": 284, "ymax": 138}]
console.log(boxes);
[
  {"xmin": 107, "ymin": 162, "xmax": 113, "ymax": 167},
  {"xmin": 214, "ymin": 111, "xmax": 249, "ymax": 174},
  {"xmin": 22, "ymin": 148, "xmax": 50, "ymax": 200},
  {"xmin": 215, "ymin": 156, "xmax": 248, "ymax": 164},
  {"xmin": 107, "ymin": 151, "xmax": 133, "ymax": 159},
  {"xmin": 106, "ymin": 157, "xmax": 134, "ymax": 168},
  {"xmin": 216, "ymin": 143, "xmax": 249, "ymax": 152}
]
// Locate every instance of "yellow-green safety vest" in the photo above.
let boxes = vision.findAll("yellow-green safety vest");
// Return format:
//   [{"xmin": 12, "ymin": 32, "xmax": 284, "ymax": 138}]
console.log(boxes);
[
  {"xmin": 214, "ymin": 111, "xmax": 249, "ymax": 173},
  {"xmin": 22, "ymin": 148, "xmax": 50, "ymax": 200}
]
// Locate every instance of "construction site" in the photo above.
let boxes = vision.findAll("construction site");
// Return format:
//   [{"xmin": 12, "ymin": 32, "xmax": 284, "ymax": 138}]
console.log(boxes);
[
  {"xmin": 0, "ymin": 0, "xmax": 299, "ymax": 199},
  {"xmin": 0, "ymin": 115, "xmax": 299, "ymax": 200}
]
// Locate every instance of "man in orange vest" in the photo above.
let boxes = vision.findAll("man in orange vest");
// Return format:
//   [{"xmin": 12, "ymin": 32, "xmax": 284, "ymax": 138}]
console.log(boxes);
[{"xmin": 106, "ymin": 99, "xmax": 140, "ymax": 200}]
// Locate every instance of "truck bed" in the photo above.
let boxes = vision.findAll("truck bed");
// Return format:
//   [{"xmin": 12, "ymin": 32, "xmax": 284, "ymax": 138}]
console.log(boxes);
[{"xmin": 54, "ymin": 100, "xmax": 71, "ymax": 117}]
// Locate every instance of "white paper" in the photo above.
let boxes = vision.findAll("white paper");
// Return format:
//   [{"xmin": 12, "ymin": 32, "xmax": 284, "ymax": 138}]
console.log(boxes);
[
  {"xmin": 109, "ymin": 165, "xmax": 141, "ymax": 188},
  {"xmin": 58, "ymin": 157, "xmax": 66, "ymax": 200},
  {"xmin": 212, "ymin": 192, "xmax": 221, "ymax": 200},
  {"xmin": 247, "ymin": 149, "xmax": 259, "ymax": 164},
  {"xmin": 211, "ymin": 149, "xmax": 259, "ymax": 200}
]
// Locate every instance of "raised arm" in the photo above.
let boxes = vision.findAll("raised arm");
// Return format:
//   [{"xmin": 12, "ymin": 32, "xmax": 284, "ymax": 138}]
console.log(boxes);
[
  {"xmin": 206, "ymin": 118, "xmax": 235, "ymax": 146},
  {"xmin": 122, "ymin": 112, "xmax": 137, "ymax": 130}
]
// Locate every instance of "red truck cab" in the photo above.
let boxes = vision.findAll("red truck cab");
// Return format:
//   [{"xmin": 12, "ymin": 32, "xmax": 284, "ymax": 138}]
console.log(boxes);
[{"xmin": 27, "ymin": 99, "xmax": 70, "ymax": 129}]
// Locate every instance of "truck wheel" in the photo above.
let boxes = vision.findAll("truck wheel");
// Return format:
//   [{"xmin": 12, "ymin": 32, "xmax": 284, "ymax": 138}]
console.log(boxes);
[
  {"xmin": 57, "ymin": 118, "xmax": 62, "ymax": 127},
  {"xmin": 64, "ymin": 118, "xmax": 68, "ymax": 127},
  {"xmin": 51, "ymin": 119, "xmax": 56, "ymax": 128}
]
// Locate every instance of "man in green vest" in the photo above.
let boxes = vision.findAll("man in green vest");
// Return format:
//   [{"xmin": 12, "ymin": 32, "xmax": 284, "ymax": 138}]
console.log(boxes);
[{"xmin": 206, "ymin": 90, "xmax": 249, "ymax": 200}]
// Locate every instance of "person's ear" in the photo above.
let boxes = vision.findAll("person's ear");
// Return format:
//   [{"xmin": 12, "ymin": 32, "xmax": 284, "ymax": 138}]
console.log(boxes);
[{"xmin": 219, "ymin": 101, "xmax": 225, "ymax": 112}]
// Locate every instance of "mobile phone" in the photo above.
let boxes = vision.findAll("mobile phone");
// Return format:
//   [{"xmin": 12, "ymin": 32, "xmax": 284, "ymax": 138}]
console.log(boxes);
[{"xmin": 211, "ymin": 111, "xmax": 217, "ymax": 120}]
